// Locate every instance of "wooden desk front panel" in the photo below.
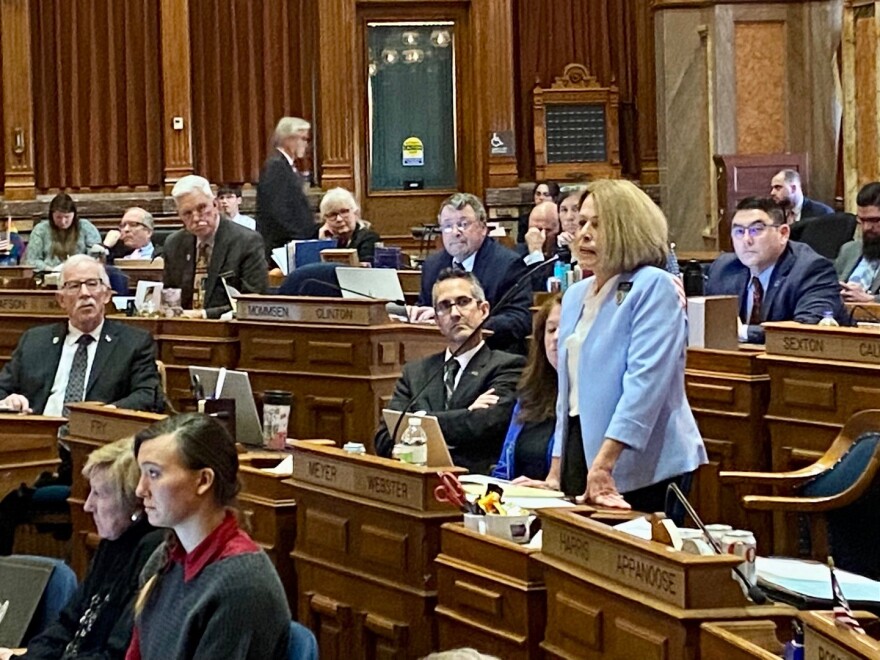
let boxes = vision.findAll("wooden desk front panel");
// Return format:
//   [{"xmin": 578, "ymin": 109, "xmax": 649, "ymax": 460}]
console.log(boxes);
[
  {"xmin": 68, "ymin": 437, "xmax": 104, "ymax": 578},
  {"xmin": 0, "ymin": 416, "xmax": 64, "ymax": 499}
]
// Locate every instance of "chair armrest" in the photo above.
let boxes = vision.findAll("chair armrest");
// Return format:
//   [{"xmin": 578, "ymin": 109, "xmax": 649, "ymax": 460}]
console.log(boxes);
[
  {"xmin": 741, "ymin": 494, "xmax": 843, "ymax": 513},
  {"xmin": 719, "ymin": 465, "xmax": 825, "ymax": 486}
]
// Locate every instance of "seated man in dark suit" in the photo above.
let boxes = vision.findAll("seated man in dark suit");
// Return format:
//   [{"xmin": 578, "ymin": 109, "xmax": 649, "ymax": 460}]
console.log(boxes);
[
  {"xmin": 105, "ymin": 207, "xmax": 159, "ymax": 262},
  {"xmin": 836, "ymin": 181, "xmax": 880, "ymax": 303},
  {"xmin": 770, "ymin": 169, "xmax": 833, "ymax": 224},
  {"xmin": 705, "ymin": 197, "xmax": 846, "ymax": 343},
  {"xmin": 516, "ymin": 201, "xmax": 562, "ymax": 291},
  {"xmin": 375, "ymin": 269, "xmax": 525, "ymax": 474},
  {"xmin": 0, "ymin": 254, "xmax": 162, "ymax": 552},
  {"xmin": 163, "ymin": 175, "xmax": 268, "ymax": 319},
  {"xmin": 410, "ymin": 193, "xmax": 532, "ymax": 353}
]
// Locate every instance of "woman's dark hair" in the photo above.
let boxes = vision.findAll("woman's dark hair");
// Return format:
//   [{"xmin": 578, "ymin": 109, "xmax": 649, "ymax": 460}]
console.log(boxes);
[
  {"xmin": 516, "ymin": 294, "xmax": 562, "ymax": 424},
  {"xmin": 134, "ymin": 413, "xmax": 241, "ymax": 506},
  {"xmin": 532, "ymin": 181, "xmax": 560, "ymax": 204},
  {"xmin": 47, "ymin": 193, "xmax": 80, "ymax": 260}
]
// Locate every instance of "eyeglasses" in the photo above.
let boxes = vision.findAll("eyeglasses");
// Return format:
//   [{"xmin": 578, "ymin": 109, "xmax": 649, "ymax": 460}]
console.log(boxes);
[
  {"xmin": 61, "ymin": 278, "xmax": 104, "ymax": 293},
  {"xmin": 435, "ymin": 296, "xmax": 477, "ymax": 315},
  {"xmin": 180, "ymin": 203, "xmax": 214, "ymax": 221},
  {"xmin": 731, "ymin": 222, "xmax": 780, "ymax": 239},
  {"xmin": 440, "ymin": 219, "xmax": 477, "ymax": 234},
  {"xmin": 326, "ymin": 208, "xmax": 352, "ymax": 220},
  {"xmin": 858, "ymin": 216, "xmax": 880, "ymax": 226},
  {"xmin": 118, "ymin": 221, "xmax": 147, "ymax": 231}
]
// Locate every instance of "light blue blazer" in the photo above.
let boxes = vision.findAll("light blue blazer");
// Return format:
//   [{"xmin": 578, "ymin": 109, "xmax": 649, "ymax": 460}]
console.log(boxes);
[{"xmin": 552, "ymin": 266, "xmax": 707, "ymax": 493}]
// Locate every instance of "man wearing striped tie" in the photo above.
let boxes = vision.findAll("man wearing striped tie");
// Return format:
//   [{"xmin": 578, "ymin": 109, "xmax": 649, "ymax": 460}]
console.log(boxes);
[
  {"xmin": 705, "ymin": 197, "xmax": 845, "ymax": 343},
  {"xmin": 374, "ymin": 269, "xmax": 524, "ymax": 474}
]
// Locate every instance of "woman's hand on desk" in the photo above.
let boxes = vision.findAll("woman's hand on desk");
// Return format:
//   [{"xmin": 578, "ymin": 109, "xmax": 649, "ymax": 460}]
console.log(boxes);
[
  {"xmin": 408, "ymin": 305, "xmax": 436, "ymax": 323},
  {"xmin": 181, "ymin": 309, "xmax": 208, "ymax": 319},
  {"xmin": 0, "ymin": 393, "xmax": 32, "ymax": 414},
  {"xmin": 584, "ymin": 468, "xmax": 631, "ymax": 509}
]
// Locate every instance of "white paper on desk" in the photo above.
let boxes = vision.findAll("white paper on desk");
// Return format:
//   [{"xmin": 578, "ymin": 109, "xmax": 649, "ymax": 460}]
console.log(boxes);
[
  {"xmin": 458, "ymin": 475, "xmax": 565, "ymax": 499},
  {"xmin": 272, "ymin": 247, "xmax": 289, "ymax": 275},
  {"xmin": 260, "ymin": 454, "xmax": 293, "ymax": 476},
  {"xmin": 613, "ymin": 516, "xmax": 653, "ymax": 541},
  {"xmin": 756, "ymin": 556, "xmax": 880, "ymax": 603}
]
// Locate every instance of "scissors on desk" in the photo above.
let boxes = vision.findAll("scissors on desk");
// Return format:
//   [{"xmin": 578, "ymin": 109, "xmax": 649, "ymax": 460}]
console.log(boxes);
[{"xmin": 434, "ymin": 472, "xmax": 474, "ymax": 513}]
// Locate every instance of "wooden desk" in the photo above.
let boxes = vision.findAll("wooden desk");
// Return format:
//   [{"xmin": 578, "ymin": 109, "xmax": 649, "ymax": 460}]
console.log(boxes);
[
  {"xmin": 685, "ymin": 347, "xmax": 772, "ymax": 553},
  {"xmin": 435, "ymin": 522, "xmax": 546, "ymax": 659},
  {"xmin": 0, "ymin": 415, "xmax": 66, "ymax": 499},
  {"xmin": 289, "ymin": 441, "xmax": 466, "ymax": 658},
  {"xmin": 536, "ymin": 507, "xmax": 795, "ymax": 659},
  {"xmin": 116, "ymin": 264, "xmax": 162, "ymax": 291},
  {"xmin": 800, "ymin": 610, "xmax": 880, "ymax": 660},
  {"xmin": 0, "ymin": 265, "xmax": 34, "ymax": 280},
  {"xmin": 699, "ymin": 619, "xmax": 790, "ymax": 659}
]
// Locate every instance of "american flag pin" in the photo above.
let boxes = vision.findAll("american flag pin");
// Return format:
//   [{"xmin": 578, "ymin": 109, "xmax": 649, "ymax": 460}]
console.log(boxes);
[
  {"xmin": 52, "ymin": 337, "xmax": 59, "ymax": 344},
  {"xmin": 105, "ymin": 335, "xmax": 112, "ymax": 342}
]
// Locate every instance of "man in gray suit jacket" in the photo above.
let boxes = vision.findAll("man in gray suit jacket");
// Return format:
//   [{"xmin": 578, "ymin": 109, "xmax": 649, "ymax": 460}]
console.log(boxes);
[
  {"xmin": 836, "ymin": 181, "xmax": 880, "ymax": 303},
  {"xmin": 374, "ymin": 269, "xmax": 524, "ymax": 474},
  {"xmin": 163, "ymin": 175, "xmax": 268, "ymax": 319}
]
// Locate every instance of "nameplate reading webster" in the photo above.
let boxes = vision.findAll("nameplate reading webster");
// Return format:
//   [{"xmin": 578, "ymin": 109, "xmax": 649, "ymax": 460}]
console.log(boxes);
[
  {"xmin": 541, "ymin": 518, "xmax": 686, "ymax": 608},
  {"xmin": 765, "ymin": 326, "xmax": 880, "ymax": 366},
  {"xmin": 237, "ymin": 297, "xmax": 386, "ymax": 326},
  {"xmin": 292, "ymin": 454, "xmax": 425, "ymax": 509}
]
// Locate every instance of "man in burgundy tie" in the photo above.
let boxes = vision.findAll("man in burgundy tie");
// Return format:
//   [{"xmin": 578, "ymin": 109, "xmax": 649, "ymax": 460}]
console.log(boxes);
[{"xmin": 705, "ymin": 197, "xmax": 845, "ymax": 343}]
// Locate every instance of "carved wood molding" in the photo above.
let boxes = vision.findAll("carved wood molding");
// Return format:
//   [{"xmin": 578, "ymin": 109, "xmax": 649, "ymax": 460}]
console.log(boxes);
[
  {"xmin": 1, "ymin": 0, "xmax": 35, "ymax": 199},
  {"xmin": 547, "ymin": 63, "xmax": 607, "ymax": 91}
]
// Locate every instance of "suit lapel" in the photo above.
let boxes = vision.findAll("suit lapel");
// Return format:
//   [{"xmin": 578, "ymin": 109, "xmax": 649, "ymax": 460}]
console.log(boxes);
[
  {"xmin": 417, "ymin": 353, "xmax": 447, "ymax": 411},
  {"xmin": 449, "ymin": 344, "xmax": 490, "ymax": 408},
  {"xmin": 86, "ymin": 321, "xmax": 119, "ymax": 395},
  {"xmin": 762, "ymin": 246, "xmax": 795, "ymax": 318}
]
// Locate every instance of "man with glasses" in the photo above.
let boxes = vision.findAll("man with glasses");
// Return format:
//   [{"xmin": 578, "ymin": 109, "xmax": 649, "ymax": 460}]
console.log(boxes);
[
  {"xmin": 706, "ymin": 197, "xmax": 845, "ymax": 343},
  {"xmin": 107, "ymin": 207, "xmax": 158, "ymax": 262},
  {"xmin": 374, "ymin": 269, "xmax": 525, "ymax": 474},
  {"xmin": 163, "ymin": 175, "xmax": 268, "ymax": 318},
  {"xmin": 218, "ymin": 185, "xmax": 256, "ymax": 231},
  {"xmin": 836, "ymin": 182, "xmax": 880, "ymax": 303},
  {"xmin": 411, "ymin": 193, "xmax": 532, "ymax": 353}
]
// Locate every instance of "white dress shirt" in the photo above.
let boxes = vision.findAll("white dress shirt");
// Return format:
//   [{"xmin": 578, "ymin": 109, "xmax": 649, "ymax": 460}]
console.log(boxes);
[
  {"xmin": 44, "ymin": 321, "xmax": 105, "ymax": 416},
  {"xmin": 443, "ymin": 340, "xmax": 485, "ymax": 390}
]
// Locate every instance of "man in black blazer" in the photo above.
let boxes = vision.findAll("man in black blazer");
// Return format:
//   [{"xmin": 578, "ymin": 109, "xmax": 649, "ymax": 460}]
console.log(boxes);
[
  {"xmin": 163, "ymin": 175, "xmax": 268, "ymax": 319},
  {"xmin": 515, "ymin": 201, "xmax": 563, "ymax": 291},
  {"xmin": 705, "ymin": 197, "xmax": 846, "ymax": 343},
  {"xmin": 256, "ymin": 116, "xmax": 317, "ymax": 259},
  {"xmin": 770, "ymin": 169, "xmax": 833, "ymax": 224},
  {"xmin": 411, "ymin": 193, "xmax": 532, "ymax": 353},
  {"xmin": 375, "ymin": 269, "xmax": 525, "ymax": 474}
]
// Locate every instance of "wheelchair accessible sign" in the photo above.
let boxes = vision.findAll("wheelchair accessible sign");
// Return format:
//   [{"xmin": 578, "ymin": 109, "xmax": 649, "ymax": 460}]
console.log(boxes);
[{"xmin": 402, "ymin": 137, "xmax": 424, "ymax": 166}]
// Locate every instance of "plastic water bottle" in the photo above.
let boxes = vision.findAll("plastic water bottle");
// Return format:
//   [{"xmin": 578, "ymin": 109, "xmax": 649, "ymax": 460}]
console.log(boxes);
[
  {"xmin": 401, "ymin": 417, "xmax": 428, "ymax": 466},
  {"xmin": 818, "ymin": 310, "xmax": 839, "ymax": 327}
]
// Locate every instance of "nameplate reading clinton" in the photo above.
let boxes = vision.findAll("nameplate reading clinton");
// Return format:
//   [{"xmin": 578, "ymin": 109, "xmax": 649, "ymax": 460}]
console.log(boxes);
[
  {"xmin": 236, "ymin": 295, "xmax": 388, "ymax": 326},
  {"xmin": 0, "ymin": 291, "xmax": 63, "ymax": 315},
  {"xmin": 541, "ymin": 516, "xmax": 686, "ymax": 608},
  {"xmin": 291, "ymin": 451, "xmax": 426, "ymax": 509},
  {"xmin": 763, "ymin": 321, "xmax": 880, "ymax": 366}
]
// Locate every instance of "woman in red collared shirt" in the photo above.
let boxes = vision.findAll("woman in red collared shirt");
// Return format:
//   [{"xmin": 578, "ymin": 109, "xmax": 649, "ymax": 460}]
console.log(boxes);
[{"xmin": 126, "ymin": 414, "xmax": 290, "ymax": 660}]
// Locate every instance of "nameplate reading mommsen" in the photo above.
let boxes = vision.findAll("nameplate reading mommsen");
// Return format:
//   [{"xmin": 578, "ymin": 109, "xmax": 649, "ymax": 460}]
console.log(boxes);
[
  {"xmin": 766, "ymin": 328, "xmax": 880, "ymax": 366},
  {"xmin": 292, "ymin": 454, "xmax": 425, "ymax": 509},
  {"xmin": 0, "ymin": 293, "xmax": 62, "ymax": 314},
  {"xmin": 542, "ymin": 519, "xmax": 686, "ymax": 608},
  {"xmin": 238, "ymin": 300, "xmax": 377, "ymax": 325}
]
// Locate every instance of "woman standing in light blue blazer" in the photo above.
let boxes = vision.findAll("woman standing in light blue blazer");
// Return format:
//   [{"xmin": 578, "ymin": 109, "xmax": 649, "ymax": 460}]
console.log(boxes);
[{"xmin": 549, "ymin": 179, "xmax": 707, "ymax": 515}]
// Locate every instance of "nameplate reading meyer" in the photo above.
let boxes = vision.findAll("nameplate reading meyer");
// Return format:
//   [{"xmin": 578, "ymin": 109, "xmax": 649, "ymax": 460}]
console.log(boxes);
[
  {"xmin": 292, "ymin": 453, "xmax": 427, "ymax": 509},
  {"xmin": 764, "ymin": 323, "xmax": 880, "ymax": 366},
  {"xmin": 0, "ymin": 292, "xmax": 63, "ymax": 314},
  {"xmin": 541, "ymin": 517, "xmax": 686, "ymax": 608},
  {"xmin": 236, "ymin": 295, "xmax": 387, "ymax": 326}
]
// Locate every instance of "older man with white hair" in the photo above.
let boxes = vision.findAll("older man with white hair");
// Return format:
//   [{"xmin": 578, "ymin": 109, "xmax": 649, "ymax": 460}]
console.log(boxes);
[
  {"xmin": 163, "ymin": 175, "xmax": 267, "ymax": 319},
  {"xmin": 256, "ymin": 116, "xmax": 317, "ymax": 257}
]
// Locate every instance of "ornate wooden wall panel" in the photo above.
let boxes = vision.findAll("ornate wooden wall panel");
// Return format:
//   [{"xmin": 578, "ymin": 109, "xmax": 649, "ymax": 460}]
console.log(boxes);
[
  {"xmin": 734, "ymin": 21, "xmax": 787, "ymax": 154},
  {"xmin": 189, "ymin": 0, "xmax": 317, "ymax": 185},
  {"xmin": 30, "ymin": 0, "xmax": 162, "ymax": 191},
  {"xmin": 854, "ymin": 10, "xmax": 879, "ymax": 185}
]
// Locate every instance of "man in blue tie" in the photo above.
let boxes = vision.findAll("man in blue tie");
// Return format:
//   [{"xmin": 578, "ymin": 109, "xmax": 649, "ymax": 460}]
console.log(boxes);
[
  {"xmin": 375, "ymin": 269, "xmax": 524, "ymax": 474},
  {"xmin": 705, "ymin": 197, "xmax": 845, "ymax": 343}
]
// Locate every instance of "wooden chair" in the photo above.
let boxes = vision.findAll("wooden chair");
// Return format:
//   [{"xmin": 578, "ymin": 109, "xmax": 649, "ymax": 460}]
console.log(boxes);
[{"xmin": 721, "ymin": 409, "xmax": 880, "ymax": 579}]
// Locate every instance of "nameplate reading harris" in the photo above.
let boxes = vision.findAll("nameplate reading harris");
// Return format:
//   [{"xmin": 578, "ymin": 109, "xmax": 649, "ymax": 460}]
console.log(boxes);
[{"xmin": 237, "ymin": 296, "xmax": 386, "ymax": 326}]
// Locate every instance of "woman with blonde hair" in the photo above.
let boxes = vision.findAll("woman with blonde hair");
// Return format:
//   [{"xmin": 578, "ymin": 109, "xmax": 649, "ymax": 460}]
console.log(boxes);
[
  {"xmin": 551, "ymin": 179, "xmax": 706, "ymax": 518},
  {"xmin": 24, "ymin": 194, "xmax": 101, "ymax": 271}
]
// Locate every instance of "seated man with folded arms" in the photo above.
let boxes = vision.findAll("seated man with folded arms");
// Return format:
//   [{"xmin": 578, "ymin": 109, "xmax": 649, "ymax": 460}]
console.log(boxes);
[
  {"xmin": 705, "ymin": 197, "xmax": 846, "ymax": 343},
  {"xmin": 409, "ymin": 193, "xmax": 532, "ymax": 354},
  {"xmin": 0, "ymin": 254, "xmax": 162, "ymax": 553},
  {"xmin": 375, "ymin": 269, "xmax": 525, "ymax": 474},
  {"xmin": 162, "ymin": 175, "xmax": 268, "ymax": 319}
]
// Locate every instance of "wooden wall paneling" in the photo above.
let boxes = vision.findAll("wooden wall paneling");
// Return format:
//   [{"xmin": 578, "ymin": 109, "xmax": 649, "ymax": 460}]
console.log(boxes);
[
  {"xmin": 854, "ymin": 5, "xmax": 880, "ymax": 186},
  {"xmin": 161, "ymin": 0, "xmax": 194, "ymax": 190},
  {"xmin": 1, "ymin": 0, "xmax": 30, "ymax": 199},
  {"xmin": 635, "ymin": 0, "xmax": 659, "ymax": 185}
]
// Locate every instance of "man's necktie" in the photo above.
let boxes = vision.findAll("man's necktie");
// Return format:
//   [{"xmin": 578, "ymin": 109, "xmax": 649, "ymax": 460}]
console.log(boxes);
[
  {"xmin": 63, "ymin": 335, "xmax": 95, "ymax": 417},
  {"xmin": 194, "ymin": 243, "xmax": 210, "ymax": 309},
  {"xmin": 452, "ymin": 260, "xmax": 463, "ymax": 271},
  {"xmin": 748, "ymin": 276, "xmax": 763, "ymax": 326},
  {"xmin": 444, "ymin": 360, "xmax": 461, "ymax": 410}
]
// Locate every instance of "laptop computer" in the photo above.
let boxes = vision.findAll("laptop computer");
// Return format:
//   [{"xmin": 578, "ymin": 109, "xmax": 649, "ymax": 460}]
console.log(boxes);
[
  {"xmin": 382, "ymin": 409, "xmax": 454, "ymax": 468},
  {"xmin": 187, "ymin": 367, "xmax": 264, "ymax": 446},
  {"xmin": 336, "ymin": 267, "xmax": 407, "ymax": 316}
]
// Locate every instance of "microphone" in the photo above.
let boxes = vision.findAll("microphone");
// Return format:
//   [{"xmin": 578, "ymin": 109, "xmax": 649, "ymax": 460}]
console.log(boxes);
[
  {"xmin": 667, "ymin": 482, "xmax": 768, "ymax": 604},
  {"xmin": 301, "ymin": 277, "xmax": 409, "ymax": 308},
  {"xmin": 847, "ymin": 303, "xmax": 880, "ymax": 326},
  {"xmin": 385, "ymin": 254, "xmax": 560, "ymax": 449}
]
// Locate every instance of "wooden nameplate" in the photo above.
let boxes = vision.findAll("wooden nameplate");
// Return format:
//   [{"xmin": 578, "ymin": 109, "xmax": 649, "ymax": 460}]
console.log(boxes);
[
  {"xmin": 236, "ymin": 295, "xmax": 390, "ymax": 325},
  {"xmin": 763, "ymin": 321, "xmax": 880, "ymax": 366}
]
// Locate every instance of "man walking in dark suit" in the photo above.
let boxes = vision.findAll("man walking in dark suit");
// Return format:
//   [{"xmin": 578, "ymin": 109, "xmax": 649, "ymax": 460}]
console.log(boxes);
[
  {"xmin": 410, "ymin": 193, "xmax": 532, "ymax": 353},
  {"xmin": 163, "ymin": 175, "xmax": 268, "ymax": 319},
  {"xmin": 705, "ymin": 197, "xmax": 846, "ymax": 343},
  {"xmin": 256, "ymin": 116, "xmax": 317, "ymax": 258},
  {"xmin": 375, "ymin": 269, "xmax": 525, "ymax": 474},
  {"xmin": 770, "ymin": 169, "xmax": 833, "ymax": 224}
]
